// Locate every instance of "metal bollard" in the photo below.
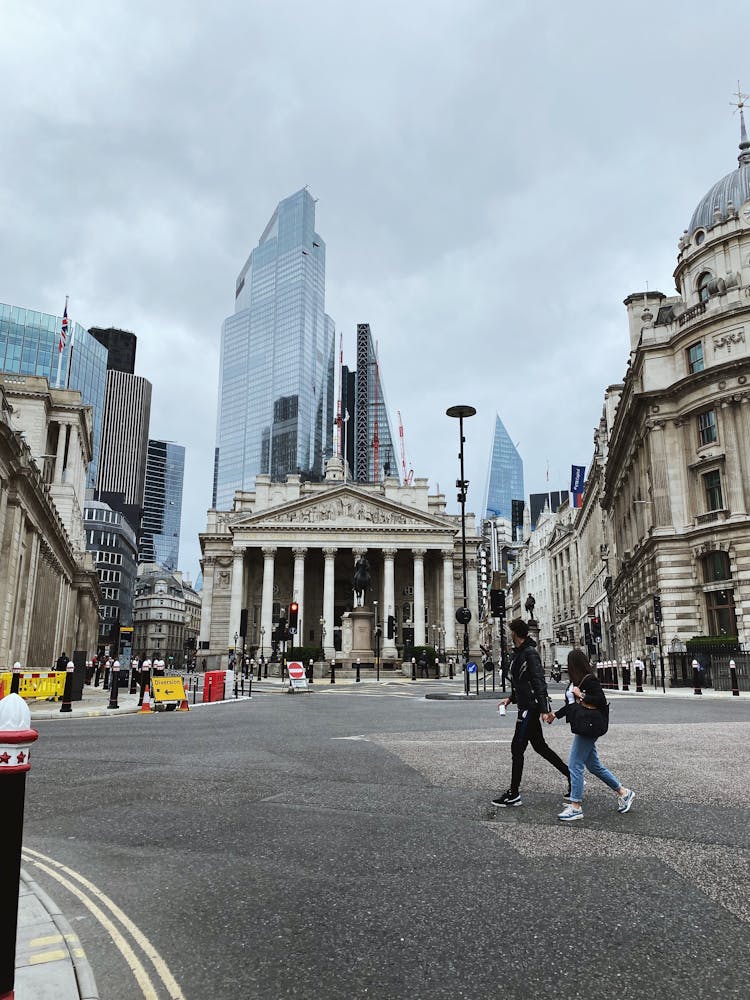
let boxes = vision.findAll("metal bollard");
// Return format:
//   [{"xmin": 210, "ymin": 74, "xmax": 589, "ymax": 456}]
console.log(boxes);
[
  {"xmin": 621, "ymin": 660, "xmax": 629, "ymax": 692},
  {"xmin": 103, "ymin": 664, "xmax": 110, "ymax": 690},
  {"xmin": 330, "ymin": 659, "xmax": 336, "ymax": 684},
  {"xmin": 635, "ymin": 665, "xmax": 643, "ymax": 693},
  {"xmin": 411, "ymin": 657, "xmax": 417, "ymax": 682},
  {"xmin": 94, "ymin": 663, "xmax": 101, "ymax": 687},
  {"xmin": 257, "ymin": 658, "xmax": 262, "ymax": 681},
  {"xmin": 234, "ymin": 678, "xmax": 238, "ymax": 699},
  {"xmin": 356, "ymin": 658, "xmax": 361, "ymax": 683},
  {"xmin": 730, "ymin": 658, "xmax": 740, "ymax": 696},
  {"xmin": 60, "ymin": 660, "xmax": 75, "ymax": 714},
  {"xmin": 107, "ymin": 661, "xmax": 120, "ymax": 710},
  {"xmin": 129, "ymin": 667, "xmax": 138, "ymax": 694},
  {"xmin": 192, "ymin": 678, "xmax": 197, "ymax": 705},
  {"xmin": 0, "ymin": 694, "xmax": 39, "ymax": 1000},
  {"xmin": 10, "ymin": 662, "xmax": 22, "ymax": 696},
  {"xmin": 448, "ymin": 657, "xmax": 454, "ymax": 680},
  {"xmin": 692, "ymin": 660, "xmax": 703, "ymax": 695},
  {"xmin": 248, "ymin": 674, "xmax": 252, "ymax": 697},
  {"xmin": 612, "ymin": 663, "xmax": 619, "ymax": 691}
]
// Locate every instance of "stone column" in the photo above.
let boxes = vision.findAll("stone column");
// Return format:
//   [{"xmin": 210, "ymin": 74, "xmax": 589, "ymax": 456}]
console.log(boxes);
[
  {"xmin": 260, "ymin": 547, "xmax": 277, "ymax": 653},
  {"xmin": 198, "ymin": 556, "xmax": 214, "ymax": 648},
  {"xmin": 53, "ymin": 423, "xmax": 67, "ymax": 483},
  {"xmin": 442, "ymin": 548, "xmax": 457, "ymax": 654},
  {"xmin": 229, "ymin": 549, "xmax": 245, "ymax": 647},
  {"xmin": 292, "ymin": 547, "xmax": 307, "ymax": 644},
  {"xmin": 647, "ymin": 420, "xmax": 671, "ymax": 527},
  {"xmin": 322, "ymin": 547, "xmax": 337, "ymax": 659},
  {"xmin": 721, "ymin": 400, "xmax": 747, "ymax": 515},
  {"xmin": 413, "ymin": 548, "xmax": 426, "ymax": 646},
  {"xmin": 382, "ymin": 548, "xmax": 397, "ymax": 659}
]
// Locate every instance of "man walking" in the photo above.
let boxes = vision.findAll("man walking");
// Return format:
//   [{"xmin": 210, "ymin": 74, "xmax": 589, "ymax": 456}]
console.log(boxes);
[{"xmin": 493, "ymin": 618, "xmax": 570, "ymax": 808}]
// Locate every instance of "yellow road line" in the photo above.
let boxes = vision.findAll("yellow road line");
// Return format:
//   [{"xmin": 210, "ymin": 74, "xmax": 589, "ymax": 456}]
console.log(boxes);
[{"xmin": 29, "ymin": 948, "xmax": 68, "ymax": 964}]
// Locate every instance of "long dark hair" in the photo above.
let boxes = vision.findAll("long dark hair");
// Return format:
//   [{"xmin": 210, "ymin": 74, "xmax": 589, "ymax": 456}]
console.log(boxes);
[{"xmin": 567, "ymin": 648, "xmax": 591, "ymax": 686}]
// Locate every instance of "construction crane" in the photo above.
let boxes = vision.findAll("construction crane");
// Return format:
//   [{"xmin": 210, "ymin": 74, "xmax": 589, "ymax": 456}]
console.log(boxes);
[{"xmin": 397, "ymin": 409, "xmax": 414, "ymax": 485}]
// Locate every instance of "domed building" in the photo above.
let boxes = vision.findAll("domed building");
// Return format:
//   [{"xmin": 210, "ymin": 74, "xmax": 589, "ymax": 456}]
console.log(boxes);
[{"xmin": 601, "ymin": 107, "xmax": 750, "ymax": 682}]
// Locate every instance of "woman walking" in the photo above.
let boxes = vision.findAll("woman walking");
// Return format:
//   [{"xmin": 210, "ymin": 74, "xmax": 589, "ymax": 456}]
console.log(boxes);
[{"xmin": 546, "ymin": 649, "xmax": 635, "ymax": 822}]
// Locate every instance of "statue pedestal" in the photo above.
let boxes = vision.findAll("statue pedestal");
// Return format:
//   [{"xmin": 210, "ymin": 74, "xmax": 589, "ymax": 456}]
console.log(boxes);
[{"xmin": 349, "ymin": 608, "xmax": 374, "ymax": 660}]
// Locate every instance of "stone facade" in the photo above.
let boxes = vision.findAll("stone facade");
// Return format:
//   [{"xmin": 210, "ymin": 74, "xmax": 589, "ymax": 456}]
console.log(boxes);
[
  {"xmin": 0, "ymin": 376, "xmax": 99, "ymax": 668},
  {"xmin": 199, "ymin": 457, "xmax": 480, "ymax": 667}
]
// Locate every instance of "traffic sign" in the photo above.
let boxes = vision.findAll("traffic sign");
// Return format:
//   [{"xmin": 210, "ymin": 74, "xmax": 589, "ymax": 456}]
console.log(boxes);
[
  {"xmin": 466, "ymin": 661, "xmax": 478, "ymax": 674},
  {"xmin": 287, "ymin": 660, "xmax": 308, "ymax": 691}
]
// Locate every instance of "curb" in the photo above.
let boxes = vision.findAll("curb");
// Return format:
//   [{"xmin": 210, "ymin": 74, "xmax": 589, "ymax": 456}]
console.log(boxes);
[{"xmin": 20, "ymin": 869, "xmax": 99, "ymax": 1000}]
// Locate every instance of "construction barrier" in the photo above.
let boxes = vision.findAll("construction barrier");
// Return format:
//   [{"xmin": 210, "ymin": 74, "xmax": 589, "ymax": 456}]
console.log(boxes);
[
  {"xmin": 151, "ymin": 676, "xmax": 189, "ymax": 711},
  {"xmin": 202, "ymin": 671, "xmax": 226, "ymax": 703},
  {"xmin": 0, "ymin": 672, "xmax": 67, "ymax": 701}
]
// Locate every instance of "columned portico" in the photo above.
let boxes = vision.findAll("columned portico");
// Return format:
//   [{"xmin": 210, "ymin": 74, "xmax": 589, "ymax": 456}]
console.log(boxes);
[
  {"xmin": 413, "ymin": 548, "xmax": 426, "ymax": 645},
  {"xmin": 322, "ymin": 547, "xmax": 337, "ymax": 659},
  {"xmin": 260, "ymin": 546, "xmax": 276, "ymax": 650},
  {"xmin": 442, "ymin": 548, "xmax": 457, "ymax": 653},
  {"xmin": 382, "ymin": 547, "xmax": 398, "ymax": 658}
]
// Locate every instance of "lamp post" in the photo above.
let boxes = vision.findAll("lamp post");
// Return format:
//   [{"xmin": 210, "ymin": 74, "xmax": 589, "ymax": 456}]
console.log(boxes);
[
  {"xmin": 446, "ymin": 404, "xmax": 476, "ymax": 694},
  {"xmin": 260, "ymin": 626, "xmax": 266, "ymax": 677}
]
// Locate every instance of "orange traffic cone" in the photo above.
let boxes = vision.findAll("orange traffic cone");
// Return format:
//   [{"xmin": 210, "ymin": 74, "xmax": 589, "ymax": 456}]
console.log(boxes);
[
  {"xmin": 177, "ymin": 697, "xmax": 190, "ymax": 712},
  {"xmin": 139, "ymin": 683, "xmax": 153, "ymax": 713}
]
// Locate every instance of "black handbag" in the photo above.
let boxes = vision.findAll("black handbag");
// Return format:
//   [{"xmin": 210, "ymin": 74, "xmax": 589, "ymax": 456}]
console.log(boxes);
[{"xmin": 568, "ymin": 701, "xmax": 609, "ymax": 739}]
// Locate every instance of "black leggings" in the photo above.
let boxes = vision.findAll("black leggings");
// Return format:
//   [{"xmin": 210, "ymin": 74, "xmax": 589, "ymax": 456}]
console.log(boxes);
[{"xmin": 510, "ymin": 709, "xmax": 569, "ymax": 795}]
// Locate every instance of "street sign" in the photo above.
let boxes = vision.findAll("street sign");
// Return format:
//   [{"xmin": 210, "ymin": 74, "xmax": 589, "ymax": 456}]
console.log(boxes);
[
  {"xmin": 287, "ymin": 660, "xmax": 308, "ymax": 691},
  {"xmin": 466, "ymin": 661, "xmax": 478, "ymax": 674}
]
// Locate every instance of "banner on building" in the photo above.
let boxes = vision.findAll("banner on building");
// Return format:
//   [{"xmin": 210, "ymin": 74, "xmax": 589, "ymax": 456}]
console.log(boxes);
[{"xmin": 570, "ymin": 465, "xmax": 585, "ymax": 508}]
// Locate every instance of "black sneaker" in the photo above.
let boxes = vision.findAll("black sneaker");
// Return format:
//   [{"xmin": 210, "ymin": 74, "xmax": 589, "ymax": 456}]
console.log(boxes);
[{"xmin": 492, "ymin": 790, "xmax": 522, "ymax": 807}]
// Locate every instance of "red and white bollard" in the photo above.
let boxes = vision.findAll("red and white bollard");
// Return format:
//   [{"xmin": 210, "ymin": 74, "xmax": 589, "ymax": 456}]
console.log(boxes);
[
  {"xmin": 0, "ymin": 693, "xmax": 39, "ymax": 1000},
  {"xmin": 9, "ymin": 662, "xmax": 22, "ymax": 696},
  {"xmin": 729, "ymin": 658, "xmax": 740, "ymax": 697},
  {"xmin": 692, "ymin": 658, "xmax": 703, "ymax": 696}
]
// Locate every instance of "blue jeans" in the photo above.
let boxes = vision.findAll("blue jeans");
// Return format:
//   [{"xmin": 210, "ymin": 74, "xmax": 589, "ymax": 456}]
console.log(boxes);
[{"xmin": 569, "ymin": 734, "xmax": 621, "ymax": 802}]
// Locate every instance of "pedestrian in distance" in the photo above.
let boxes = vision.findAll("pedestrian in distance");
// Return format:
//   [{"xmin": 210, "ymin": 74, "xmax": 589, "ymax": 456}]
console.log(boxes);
[
  {"xmin": 56, "ymin": 651, "xmax": 68, "ymax": 671},
  {"xmin": 492, "ymin": 618, "xmax": 571, "ymax": 808},
  {"xmin": 545, "ymin": 648, "xmax": 635, "ymax": 822},
  {"xmin": 418, "ymin": 650, "xmax": 429, "ymax": 678}
]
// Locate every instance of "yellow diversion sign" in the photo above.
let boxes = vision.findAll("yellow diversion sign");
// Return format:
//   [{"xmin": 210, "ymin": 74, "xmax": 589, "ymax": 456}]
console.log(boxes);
[{"xmin": 151, "ymin": 676, "xmax": 189, "ymax": 709}]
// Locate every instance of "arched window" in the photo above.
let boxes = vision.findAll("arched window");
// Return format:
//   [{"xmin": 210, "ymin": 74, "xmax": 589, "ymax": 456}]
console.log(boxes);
[{"xmin": 697, "ymin": 271, "xmax": 712, "ymax": 303}]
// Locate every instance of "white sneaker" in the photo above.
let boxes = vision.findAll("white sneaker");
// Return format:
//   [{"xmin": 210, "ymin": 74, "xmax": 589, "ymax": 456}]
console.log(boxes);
[
  {"xmin": 617, "ymin": 789, "xmax": 635, "ymax": 814},
  {"xmin": 558, "ymin": 805, "xmax": 584, "ymax": 822}
]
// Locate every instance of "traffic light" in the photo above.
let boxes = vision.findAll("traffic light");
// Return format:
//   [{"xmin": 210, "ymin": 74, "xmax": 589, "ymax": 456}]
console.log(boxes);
[
  {"xmin": 490, "ymin": 589, "xmax": 506, "ymax": 617},
  {"xmin": 592, "ymin": 616, "xmax": 602, "ymax": 641},
  {"xmin": 653, "ymin": 594, "xmax": 662, "ymax": 623},
  {"xmin": 387, "ymin": 615, "xmax": 395, "ymax": 639},
  {"xmin": 288, "ymin": 602, "xmax": 299, "ymax": 631}
]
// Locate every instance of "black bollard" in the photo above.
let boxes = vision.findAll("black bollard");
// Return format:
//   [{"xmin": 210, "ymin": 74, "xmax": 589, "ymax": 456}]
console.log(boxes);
[
  {"xmin": 729, "ymin": 659, "xmax": 740, "ymax": 696},
  {"xmin": 612, "ymin": 664, "xmax": 619, "ymax": 691},
  {"xmin": 94, "ymin": 663, "xmax": 101, "ymax": 687},
  {"xmin": 411, "ymin": 658, "xmax": 417, "ymax": 682},
  {"xmin": 138, "ymin": 668, "xmax": 150, "ymax": 707},
  {"xmin": 448, "ymin": 658, "xmax": 454, "ymax": 680},
  {"xmin": 10, "ymin": 662, "xmax": 22, "ymax": 695},
  {"xmin": 247, "ymin": 674, "xmax": 252, "ymax": 698},
  {"xmin": 356, "ymin": 659, "xmax": 361, "ymax": 683},
  {"xmin": 192, "ymin": 678, "xmax": 197, "ymax": 705},
  {"xmin": 0, "ymin": 695, "xmax": 39, "ymax": 1000},
  {"xmin": 692, "ymin": 661, "xmax": 703, "ymax": 695},
  {"xmin": 263, "ymin": 658, "xmax": 268, "ymax": 679},
  {"xmin": 59, "ymin": 660, "xmax": 74, "ymax": 714},
  {"xmin": 103, "ymin": 663, "xmax": 110, "ymax": 690},
  {"xmin": 257, "ymin": 659, "xmax": 262, "ymax": 681},
  {"xmin": 129, "ymin": 666, "xmax": 138, "ymax": 695},
  {"xmin": 207, "ymin": 677, "xmax": 212, "ymax": 702},
  {"xmin": 622, "ymin": 663, "xmax": 629, "ymax": 692},
  {"xmin": 635, "ymin": 665, "xmax": 643, "ymax": 693},
  {"xmin": 107, "ymin": 661, "xmax": 120, "ymax": 710},
  {"xmin": 330, "ymin": 660, "xmax": 336, "ymax": 684}
]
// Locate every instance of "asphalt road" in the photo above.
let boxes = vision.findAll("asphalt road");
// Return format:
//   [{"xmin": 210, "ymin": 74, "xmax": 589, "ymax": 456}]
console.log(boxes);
[{"xmin": 21, "ymin": 683, "xmax": 750, "ymax": 1000}]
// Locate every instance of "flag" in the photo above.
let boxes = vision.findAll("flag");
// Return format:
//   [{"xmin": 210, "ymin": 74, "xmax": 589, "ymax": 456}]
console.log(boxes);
[
  {"xmin": 571, "ymin": 464, "xmax": 585, "ymax": 509},
  {"xmin": 59, "ymin": 297, "xmax": 69, "ymax": 353},
  {"xmin": 546, "ymin": 459, "xmax": 550, "ymax": 483}
]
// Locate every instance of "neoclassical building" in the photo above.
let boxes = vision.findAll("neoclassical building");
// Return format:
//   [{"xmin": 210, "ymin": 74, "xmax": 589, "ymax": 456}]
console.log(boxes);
[{"xmin": 198, "ymin": 457, "xmax": 480, "ymax": 667}]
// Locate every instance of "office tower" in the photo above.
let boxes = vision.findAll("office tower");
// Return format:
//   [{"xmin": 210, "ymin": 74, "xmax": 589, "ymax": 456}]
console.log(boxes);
[
  {"xmin": 529, "ymin": 490, "xmax": 567, "ymax": 529},
  {"xmin": 353, "ymin": 323, "xmax": 398, "ymax": 483},
  {"xmin": 139, "ymin": 439, "xmax": 185, "ymax": 571},
  {"xmin": 88, "ymin": 327, "xmax": 137, "ymax": 374},
  {"xmin": 340, "ymin": 364, "xmax": 356, "ymax": 476},
  {"xmin": 213, "ymin": 188, "xmax": 336, "ymax": 509},
  {"xmin": 484, "ymin": 414, "xmax": 524, "ymax": 521},
  {"xmin": 0, "ymin": 302, "xmax": 108, "ymax": 486},
  {"xmin": 96, "ymin": 370, "xmax": 152, "ymax": 534},
  {"xmin": 84, "ymin": 499, "xmax": 138, "ymax": 656}
]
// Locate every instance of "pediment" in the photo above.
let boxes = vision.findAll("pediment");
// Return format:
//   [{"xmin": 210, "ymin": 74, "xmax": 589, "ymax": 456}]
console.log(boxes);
[{"xmin": 229, "ymin": 485, "xmax": 452, "ymax": 532}]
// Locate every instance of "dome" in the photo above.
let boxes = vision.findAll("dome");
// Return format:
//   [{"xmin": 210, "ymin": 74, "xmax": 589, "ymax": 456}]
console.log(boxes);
[{"xmin": 687, "ymin": 115, "xmax": 750, "ymax": 236}]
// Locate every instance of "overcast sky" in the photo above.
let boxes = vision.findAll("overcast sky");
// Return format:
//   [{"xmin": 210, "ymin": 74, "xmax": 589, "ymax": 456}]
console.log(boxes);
[{"xmin": 2, "ymin": 1, "xmax": 749, "ymax": 579}]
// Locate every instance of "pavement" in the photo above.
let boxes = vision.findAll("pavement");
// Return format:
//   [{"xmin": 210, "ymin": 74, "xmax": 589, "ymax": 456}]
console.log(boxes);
[{"xmin": 13, "ymin": 669, "xmax": 744, "ymax": 999}]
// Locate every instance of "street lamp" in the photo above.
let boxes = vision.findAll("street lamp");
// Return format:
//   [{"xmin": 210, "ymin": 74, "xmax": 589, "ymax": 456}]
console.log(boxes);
[{"xmin": 446, "ymin": 404, "xmax": 476, "ymax": 692}]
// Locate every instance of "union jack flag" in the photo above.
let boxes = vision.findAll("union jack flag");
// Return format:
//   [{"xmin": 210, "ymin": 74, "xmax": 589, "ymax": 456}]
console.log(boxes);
[{"xmin": 59, "ymin": 298, "xmax": 69, "ymax": 353}]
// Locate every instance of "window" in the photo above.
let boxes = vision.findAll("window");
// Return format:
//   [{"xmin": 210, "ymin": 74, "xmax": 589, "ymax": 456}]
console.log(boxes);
[
  {"xmin": 706, "ymin": 588, "xmax": 737, "ymax": 637},
  {"xmin": 703, "ymin": 470, "xmax": 723, "ymax": 511},
  {"xmin": 698, "ymin": 409, "xmax": 717, "ymax": 446},
  {"xmin": 687, "ymin": 341, "xmax": 704, "ymax": 374},
  {"xmin": 702, "ymin": 551, "xmax": 731, "ymax": 583},
  {"xmin": 697, "ymin": 272, "xmax": 712, "ymax": 303}
]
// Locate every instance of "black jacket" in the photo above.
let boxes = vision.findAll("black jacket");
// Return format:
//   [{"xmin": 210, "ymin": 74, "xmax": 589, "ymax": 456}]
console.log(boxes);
[
  {"xmin": 508, "ymin": 638, "xmax": 550, "ymax": 714},
  {"xmin": 555, "ymin": 672, "xmax": 607, "ymax": 719}
]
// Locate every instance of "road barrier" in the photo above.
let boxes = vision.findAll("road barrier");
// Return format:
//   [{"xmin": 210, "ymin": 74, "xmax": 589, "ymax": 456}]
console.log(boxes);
[{"xmin": 0, "ymin": 672, "xmax": 66, "ymax": 701}]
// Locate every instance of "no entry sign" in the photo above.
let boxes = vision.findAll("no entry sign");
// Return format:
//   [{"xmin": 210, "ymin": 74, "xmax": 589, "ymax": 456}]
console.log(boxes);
[{"xmin": 287, "ymin": 661, "xmax": 308, "ymax": 691}]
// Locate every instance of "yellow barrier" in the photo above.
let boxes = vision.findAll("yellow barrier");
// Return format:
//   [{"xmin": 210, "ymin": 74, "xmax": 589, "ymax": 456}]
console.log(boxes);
[
  {"xmin": 16, "ymin": 672, "xmax": 67, "ymax": 701},
  {"xmin": 151, "ymin": 676, "xmax": 188, "ymax": 708},
  {"xmin": 0, "ymin": 672, "xmax": 9, "ymax": 698}
]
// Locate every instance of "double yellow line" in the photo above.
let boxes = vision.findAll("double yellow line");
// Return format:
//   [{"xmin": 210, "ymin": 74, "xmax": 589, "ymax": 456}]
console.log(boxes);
[{"xmin": 22, "ymin": 847, "xmax": 185, "ymax": 1000}]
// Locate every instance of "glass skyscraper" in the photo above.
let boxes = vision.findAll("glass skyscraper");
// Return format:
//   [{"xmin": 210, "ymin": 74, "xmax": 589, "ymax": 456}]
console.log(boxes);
[
  {"xmin": 353, "ymin": 323, "xmax": 398, "ymax": 483},
  {"xmin": 484, "ymin": 413, "xmax": 524, "ymax": 520},
  {"xmin": 213, "ymin": 189, "xmax": 336, "ymax": 508},
  {"xmin": 0, "ymin": 302, "xmax": 108, "ymax": 486},
  {"xmin": 140, "ymin": 439, "xmax": 185, "ymax": 571}
]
